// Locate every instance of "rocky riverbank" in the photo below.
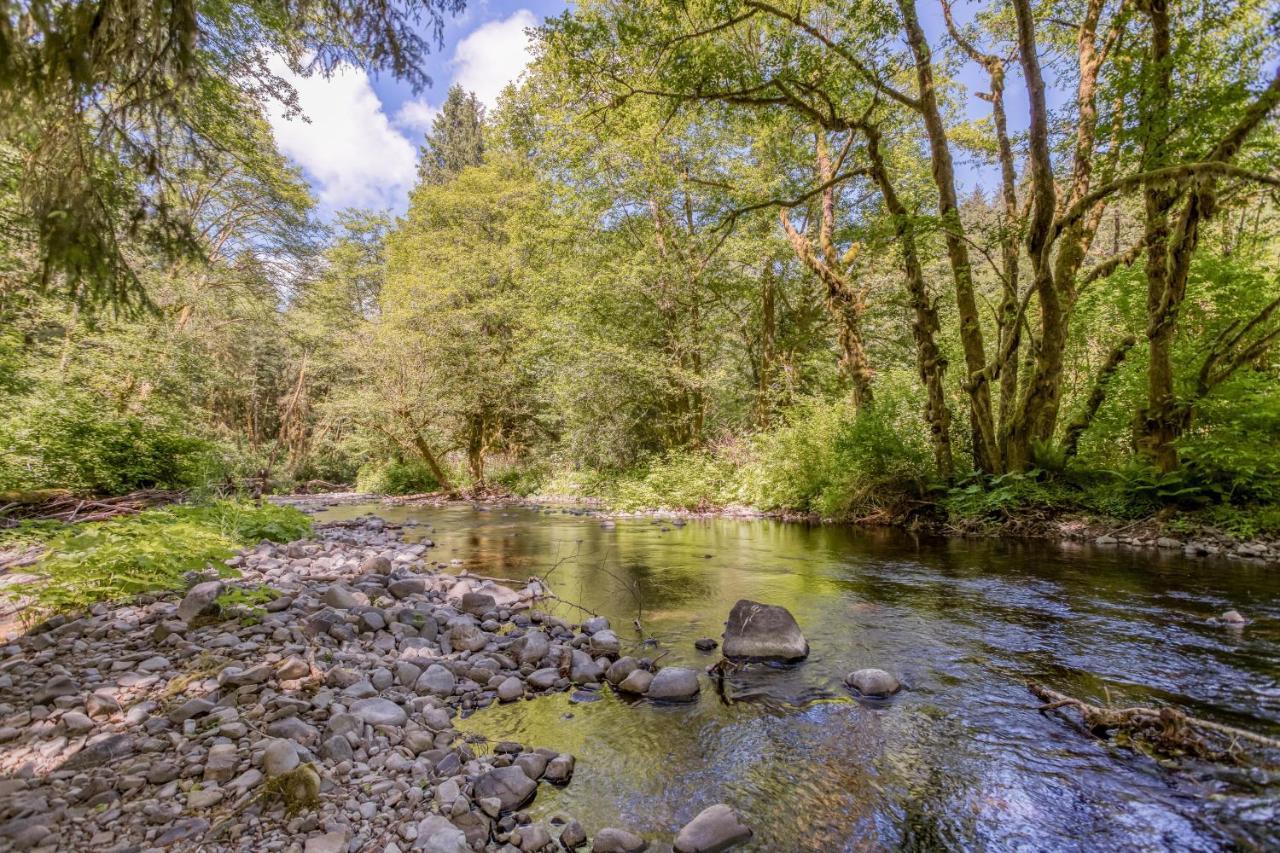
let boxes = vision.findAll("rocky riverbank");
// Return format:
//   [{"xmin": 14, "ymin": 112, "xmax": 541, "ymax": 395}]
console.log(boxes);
[{"xmin": 0, "ymin": 514, "xmax": 751, "ymax": 852}]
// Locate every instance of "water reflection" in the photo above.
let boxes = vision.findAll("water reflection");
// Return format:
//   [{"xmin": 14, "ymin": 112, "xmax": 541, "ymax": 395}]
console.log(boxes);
[{"xmin": 317, "ymin": 504, "xmax": 1279, "ymax": 850}]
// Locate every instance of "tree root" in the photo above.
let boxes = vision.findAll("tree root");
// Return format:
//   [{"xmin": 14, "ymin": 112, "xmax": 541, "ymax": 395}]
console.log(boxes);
[{"xmin": 1029, "ymin": 682, "xmax": 1280, "ymax": 765}]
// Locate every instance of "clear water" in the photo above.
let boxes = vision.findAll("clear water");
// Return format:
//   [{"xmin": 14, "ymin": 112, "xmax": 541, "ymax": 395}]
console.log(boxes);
[{"xmin": 315, "ymin": 503, "xmax": 1280, "ymax": 851}]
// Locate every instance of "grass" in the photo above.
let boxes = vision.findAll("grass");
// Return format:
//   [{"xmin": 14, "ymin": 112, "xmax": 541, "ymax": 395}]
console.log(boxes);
[{"xmin": 14, "ymin": 500, "xmax": 311, "ymax": 617}]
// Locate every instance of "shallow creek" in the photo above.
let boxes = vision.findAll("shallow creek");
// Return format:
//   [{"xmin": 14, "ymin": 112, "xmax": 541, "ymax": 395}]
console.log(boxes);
[{"xmin": 315, "ymin": 503, "xmax": 1280, "ymax": 851}]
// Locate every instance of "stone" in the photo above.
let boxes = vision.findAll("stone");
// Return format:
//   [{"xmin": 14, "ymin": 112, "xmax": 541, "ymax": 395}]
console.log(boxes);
[
  {"xmin": 693, "ymin": 638, "xmax": 718, "ymax": 652},
  {"xmin": 349, "ymin": 697, "xmax": 407, "ymax": 727},
  {"xmin": 517, "ymin": 631, "xmax": 550, "ymax": 665},
  {"xmin": 169, "ymin": 697, "xmax": 215, "ymax": 723},
  {"xmin": 321, "ymin": 735, "xmax": 353, "ymax": 763},
  {"xmin": 61, "ymin": 711, "xmax": 93, "ymax": 734},
  {"xmin": 515, "ymin": 752, "xmax": 549, "ymax": 780},
  {"xmin": 473, "ymin": 765, "xmax": 537, "ymax": 812},
  {"xmin": 361, "ymin": 555, "xmax": 393, "ymax": 574},
  {"xmin": 263, "ymin": 739, "xmax": 300, "ymax": 776},
  {"xmin": 543, "ymin": 753, "xmax": 575, "ymax": 785},
  {"xmin": 1156, "ymin": 536, "xmax": 1181, "ymax": 549},
  {"xmin": 204, "ymin": 742, "xmax": 239, "ymax": 782},
  {"xmin": 570, "ymin": 650, "xmax": 602, "ymax": 684},
  {"xmin": 616, "ymin": 669, "xmax": 653, "ymax": 695},
  {"xmin": 605, "ymin": 657, "xmax": 639, "ymax": 685},
  {"xmin": 187, "ymin": 787, "xmax": 224, "ymax": 809},
  {"xmin": 721, "ymin": 599, "xmax": 808, "ymax": 661},
  {"xmin": 322, "ymin": 584, "xmax": 363, "ymax": 609},
  {"xmin": 1094, "ymin": 535, "xmax": 1117, "ymax": 546},
  {"xmin": 390, "ymin": 578, "xmax": 428, "ymax": 598},
  {"xmin": 590, "ymin": 629, "xmax": 621, "ymax": 655},
  {"xmin": 844, "ymin": 668, "xmax": 900, "ymax": 697},
  {"xmin": 33, "ymin": 675, "xmax": 79, "ymax": 705},
  {"xmin": 413, "ymin": 815, "xmax": 470, "ymax": 852},
  {"xmin": 673, "ymin": 804, "xmax": 752, "ymax": 852},
  {"xmin": 416, "ymin": 664, "xmax": 456, "ymax": 697},
  {"xmin": 277, "ymin": 656, "xmax": 310, "ymax": 680},
  {"xmin": 460, "ymin": 592, "xmax": 496, "ymax": 616},
  {"xmin": 646, "ymin": 667, "xmax": 700, "ymax": 701},
  {"xmin": 527, "ymin": 668, "xmax": 560, "ymax": 690},
  {"xmin": 177, "ymin": 581, "xmax": 224, "ymax": 622},
  {"xmin": 582, "ymin": 616, "xmax": 610, "ymax": 634},
  {"xmin": 560, "ymin": 820, "xmax": 587, "ymax": 849},
  {"xmin": 497, "ymin": 676, "xmax": 524, "ymax": 702},
  {"xmin": 514, "ymin": 823, "xmax": 552, "ymax": 851},
  {"xmin": 591, "ymin": 827, "xmax": 647, "ymax": 852},
  {"xmin": 305, "ymin": 831, "xmax": 350, "ymax": 853},
  {"xmin": 1222, "ymin": 609, "xmax": 1246, "ymax": 624}
]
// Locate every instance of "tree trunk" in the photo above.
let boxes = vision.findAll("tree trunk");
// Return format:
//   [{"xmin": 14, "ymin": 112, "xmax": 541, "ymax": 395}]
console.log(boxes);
[
  {"xmin": 866, "ymin": 125, "xmax": 954, "ymax": 477},
  {"xmin": 898, "ymin": 0, "xmax": 998, "ymax": 472}
]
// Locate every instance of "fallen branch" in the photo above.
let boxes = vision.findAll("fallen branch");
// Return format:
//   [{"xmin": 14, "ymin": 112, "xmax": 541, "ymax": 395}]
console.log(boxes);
[{"xmin": 1029, "ymin": 682, "xmax": 1280, "ymax": 764}]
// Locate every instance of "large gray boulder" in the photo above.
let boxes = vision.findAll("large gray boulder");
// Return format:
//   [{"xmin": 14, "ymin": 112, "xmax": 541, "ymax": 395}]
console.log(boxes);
[
  {"xmin": 674, "ymin": 804, "xmax": 752, "ymax": 852},
  {"xmin": 721, "ymin": 600, "xmax": 808, "ymax": 661}
]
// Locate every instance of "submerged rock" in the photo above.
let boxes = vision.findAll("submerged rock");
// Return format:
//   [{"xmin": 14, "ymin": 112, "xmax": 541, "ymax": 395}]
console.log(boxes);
[
  {"xmin": 721, "ymin": 599, "xmax": 808, "ymax": 661},
  {"xmin": 591, "ymin": 827, "xmax": 648, "ymax": 852},
  {"xmin": 844, "ymin": 668, "xmax": 900, "ymax": 697},
  {"xmin": 674, "ymin": 803, "xmax": 753, "ymax": 852}
]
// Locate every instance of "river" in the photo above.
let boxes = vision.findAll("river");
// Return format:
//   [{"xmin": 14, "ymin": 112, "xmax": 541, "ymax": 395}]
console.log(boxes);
[{"xmin": 314, "ymin": 502, "xmax": 1279, "ymax": 851}]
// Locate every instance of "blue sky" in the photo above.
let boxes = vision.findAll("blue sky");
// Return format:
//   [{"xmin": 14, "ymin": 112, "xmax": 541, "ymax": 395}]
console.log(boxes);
[
  {"xmin": 266, "ymin": 2, "xmax": 569, "ymax": 218},
  {"xmin": 266, "ymin": 1, "xmax": 1047, "ymax": 219}
]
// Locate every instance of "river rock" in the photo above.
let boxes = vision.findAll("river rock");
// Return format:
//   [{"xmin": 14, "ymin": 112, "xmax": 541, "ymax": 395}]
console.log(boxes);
[
  {"xmin": 674, "ymin": 804, "xmax": 752, "ymax": 852},
  {"xmin": 590, "ymin": 629, "xmax": 621, "ymax": 655},
  {"xmin": 361, "ymin": 554, "xmax": 393, "ymax": 574},
  {"xmin": 461, "ymin": 591, "xmax": 496, "ymax": 616},
  {"xmin": 1222, "ymin": 609, "xmax": 1246, "ymax": 624},
  {"xmin": 417, "ymin": 664, "xmax": 457, "ymax": 697},
  {"xmin": 528, "ymin": 668, "xmax": 560, "ymax": 690},
  {"xmin": 606, "ymin": 656, "xmax": 639, "ymax": 684},
  {"xmin": 177, "ymin": 580, "xmax": 223, "ymax": 622},
  {"xmin": 517, "ymin": 630, "xmax": 550, "ymax": 665},
  {"xmin": 544, "ymin": 753, "xmax": 575, "ymax": 784},
  {"xmin": 616, "ymin": 669, "xmax": 653, "ymax": 695},
  {"xmin": 473, "ymin": 765, "xmax": 537, "ymax": 812},
  {"xmin": 263, "ymin": 739, "xmax": 300, "ymax": 776},
  {"xmin": 647, "ymin": 667, "xmax": 700, "ymax": 701},
  {"xmin": 414, "ymin": 815, "xmax": 470, "ymax": 852},
  {"xmin": 560, "ymin": 820, "xmax": 587, "ymax": 849},
  {"xmin": 721, "ymin": 599, "xmax": 808, "ymax": 661},
  {"xmin": 844, "ymin": 668, "xmax": 900, "ymax": 697},
  {"xmin": 591, "ymin": 827, "xmax": 648, "ymax": 852},
  {"xmin": 497, "ymin": 676, "xmax": 524, "ymax": 702},
  {"xmin": 693, "ymin": 638, "xmax": 718, "ymax": 652},
  {"xmin": 322, "ymin": 584, "xmax": 364, "ymax": 609},
  {"xmin": 33, "ymin": 674, "xmax": 79, "ymax": 705},
  {"xmin": 349, "ymin": 697, "xmax": 407, "ymax": 727}
]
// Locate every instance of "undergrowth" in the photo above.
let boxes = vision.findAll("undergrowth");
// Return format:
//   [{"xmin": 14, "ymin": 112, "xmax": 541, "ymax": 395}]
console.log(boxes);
[{"xmin": 20, "ymin": 501, "xmax": 310, "ymax": 616}]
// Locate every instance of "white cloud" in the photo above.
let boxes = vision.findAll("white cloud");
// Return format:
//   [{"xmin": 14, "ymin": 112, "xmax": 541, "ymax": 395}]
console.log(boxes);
[
  {"xmin": 265, "ymin": 58, "xmax": 418, "ymax": 212},
  {"xmin": 452, "ymin": 9, "xmax": 536, "ymax": 108},
  {"xmin": 394, "ymin": 99, "xmax": 440, "ymax": 135}
]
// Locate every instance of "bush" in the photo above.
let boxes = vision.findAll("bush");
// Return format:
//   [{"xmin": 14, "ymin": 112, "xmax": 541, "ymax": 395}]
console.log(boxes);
[
  {"xmin": 355, "ymin": 459, "xmax": 441, "ymax": 495},
  {"xmin": 0, "ymin": 385, "xmax": 219, "ymax": 494},
  {"xmin": 744, "ymin": 389, "xmax": 934, "ymax": 517},
  {"xmin": 609, "ymin": 450, "xmax": 738, "ymax": 511}
]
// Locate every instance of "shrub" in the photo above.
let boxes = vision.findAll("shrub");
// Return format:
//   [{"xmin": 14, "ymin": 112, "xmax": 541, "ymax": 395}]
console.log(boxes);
[
  {"xmin": 744, "ymin": 387, "xmax": 934, "ymax": 517},
  {"xmin": 355, "ymin": 459, "xmax": 441, "ymax": 495},
  {"xmin": 0, "ymin": 385, "xmax": 219, "ymax": 494},
  {"xmin": 609, "ymin": 450, "xmax": 738, "ymax": 511}
]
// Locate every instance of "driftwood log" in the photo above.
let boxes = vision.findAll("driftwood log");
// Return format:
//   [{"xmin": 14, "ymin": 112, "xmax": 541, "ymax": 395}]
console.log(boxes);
[
  {"xmin": 0, "ymin": 488, "xmax": 184, "ymax": 525},
  {"xmin": 1030, "ymin": 682, "xmax": 1280, "ymax": 764}
]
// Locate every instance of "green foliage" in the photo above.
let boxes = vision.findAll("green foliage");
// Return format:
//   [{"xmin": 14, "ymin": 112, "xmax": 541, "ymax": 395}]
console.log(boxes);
[
  {"xmin": 0, "ymin": 384, "xmax": 219, "ymax": 493},
  {"xmin": 744, "ymin": 390, "xmax": 933, "ymax": 517},
  {"xmin": 23, "ymin": 501, "xmax": 309, "ymax": 614},
  {"xmin": 355, "ymin": 460, "xmax": 441, "ymax": 495},
  {"xmin": 609, "ymin": 450, "xmax": 739, "ymax": 511}
]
